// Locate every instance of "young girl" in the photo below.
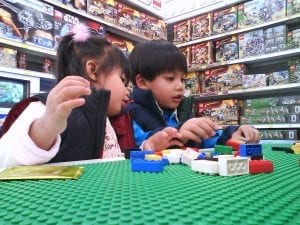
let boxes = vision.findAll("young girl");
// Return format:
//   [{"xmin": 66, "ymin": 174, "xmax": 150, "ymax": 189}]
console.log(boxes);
[{"xmin": 0, "ymin": 24, "xmax": 180, "ymax": 168}]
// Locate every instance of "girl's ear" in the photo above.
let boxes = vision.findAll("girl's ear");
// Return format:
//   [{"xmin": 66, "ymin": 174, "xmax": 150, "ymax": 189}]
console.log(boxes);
[
  {"xmin": 135, "ymin": 74, "xmax": 148, "ymax": 89},
  {"xmin": 85, "ymin": 60, "xmax": 98, "ymax": 81}
]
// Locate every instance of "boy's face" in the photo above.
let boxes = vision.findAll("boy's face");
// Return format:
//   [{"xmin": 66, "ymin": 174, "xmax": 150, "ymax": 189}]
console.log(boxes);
[{"xmin": 141, "ymin": 71, "xmax": 186, "ymax": 109}]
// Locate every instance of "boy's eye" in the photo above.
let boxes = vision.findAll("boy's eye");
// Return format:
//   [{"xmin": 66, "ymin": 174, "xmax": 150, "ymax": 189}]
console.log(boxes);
[{"xmin": 166, "ymin": 77, "xmax": 174, "ymax": 81}]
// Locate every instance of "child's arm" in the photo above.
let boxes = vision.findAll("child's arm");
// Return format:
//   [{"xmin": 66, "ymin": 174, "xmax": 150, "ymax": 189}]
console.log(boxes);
[{"xmin": 29, "ymin": 76, "xmax": 91, "ymax": 150}]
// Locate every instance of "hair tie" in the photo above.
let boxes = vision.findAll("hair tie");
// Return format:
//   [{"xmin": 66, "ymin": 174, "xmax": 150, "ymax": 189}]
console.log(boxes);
[{"xmin": 71, "ymin": 23, "xmax": 90, "ymax": 43}]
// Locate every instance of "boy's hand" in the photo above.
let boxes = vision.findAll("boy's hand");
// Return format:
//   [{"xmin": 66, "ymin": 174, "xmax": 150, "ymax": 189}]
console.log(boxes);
[
  {"xmin": 231, "ymin": 125, "xmax": 260, "ymax": 143},
  {"xmin": 142, "ymin": 127, "xmax": 183, "ymax": 151},
  {"xmin": 179, "ymin": 117, "xmax": 221, "ymax": 144}
]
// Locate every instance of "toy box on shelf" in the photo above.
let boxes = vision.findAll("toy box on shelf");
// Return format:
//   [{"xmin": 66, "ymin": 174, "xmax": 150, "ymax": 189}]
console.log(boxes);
[
  {"xmin": 215, "ymin": 35, "xmax": 239, "ymax": 63},
  {"xmin": 288, "ymin": 58, "xmax": 300, "ymax": 83},
  {"xmin": 264, "ymin": 25, "xmax": 286, "ymax": 53},
  {"xmin": 287, "ymin": 0, "xmax": 300, "ymax": 15},
  {"xmin": 239, "ymin": 29, "xmax": 265, "ymax": 58},
  {"xmin": 266, "ymin": 70, "xmax": 289, "ymax": 86},
  {"xmin": 53, "ymin": 0, "xmax": 87, "ymax": 11},
  {"xmin": 242, "ymin": 73, "xmax": 267, "ymax": 89},
  {"xmin": 196, "ymin": 99, "xmax": 239, "ymax": 125},
  {"xmin": 237, "ymin": 0, "xmax": 286, "ymax": 29},
  {"xmin": 184, "ymin": 71, "xmax": 201, "ymax": 95},
  {"xmin": 179, "ymin": 46, "xmax": 191, "ymax": 68},
  {"xmin": 0, "ymin": 0, "xmax": 54, "ymax": 49},
  {"xmin": 259, "ymin": 129, "xmax": 299, "ymax": 140},
  {"xmin": 173, "ymin": 19, "xmax": 190, "ymax": 44},
  {"xmin": 117, "ymin": 2, "xmax": 134, "ymax": 31},
  {"xmin": 190, "ymin": 41, "xmax": 214, "ymax": 68},
  {"xmin": 0, "ymin": 46, "xmax": 17, "ymax": 68},
  {"xmin": 190, "ymin": 13, "xmax": 212, "ymax": 40},
  {"xmin": 287, "ymin": 27, "xmax": 300, "ymax": 49},
  {"xmin": 212, "ymin": 5, "xmax": 238, "ymax": 34},
  {"xmin": 105, "ymin": 33, "xmax": 134, "ymax": 56},
  {"xmin": 54, "ymin": 9, "xmax": 80, "ymax": 49}
]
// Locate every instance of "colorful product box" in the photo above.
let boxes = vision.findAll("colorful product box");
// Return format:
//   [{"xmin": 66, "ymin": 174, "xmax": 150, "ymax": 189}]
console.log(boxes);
[
  {"xmin": 267, "ymin": 70, "xmax": 289, "ymax": 86},
  {"xmin": 197, "ymin": 99, "xmax": 239, "ymax": 125},
  {"xmin": 0, "ymin": 0, "xmax": 54, "ymax": 48},
  {"xmin": 87, "ymin": 0, "xmax": 106, "ymax": 18},
  {"xmin": 53, "ymin": 0, "xmax": 87, "ymax": 11},
  {"xmin": 287, "ymin": 28, "xmax": 300, "ymax": 49},
  {"xmin": 179, "ymin": 46, "xmax": 191, "ymax": 68},
  {"xmin": 184, "ymin": 71, "xmax": 201, "ymax": 95},
  {"xmin": 239, "ymin": 29, "xmax": 265, "ymax": 58},
  {"xmin": 264, "ymin": 25, "xmax": 286, "ymax": 53},
  {"xmin": 238, "ymin": 0, "xmax": 286, "ymax": 29},
  {"xmin": 215, "ymin": 35, "xmax": 238, "ymax": 63},
  {"xmin": 288, "ymin": 58, "xmax": 300, "ymax": 83},
  {"xmin": 244, "ymin": 96, "xmax": 300, "ymax": 108},
  {"xmin": 260, "ymin": 129, "xmax": 298, "ymax": 140},
  {"xmin": 190, "ymin": 41, "xmax": 214, "ymax": 68},
  {"xmin": 105, "ymin": 33, "xmax": 134, "ymax": 56},
  {"xmin": 242, "ymin": 105, "xmax": 300, "ymax": 117},
  {"xmin": 0, "ymin": 46, "xmax": 17, "ymax": 68},
  {"xmin": 242, "ymin": 74, "xmax": 266, "ymax": 88},
  {"xmin": 287, "ymin": 0, "xmax": 300, "ymax": 15},
  {"xmin": 213, "ymin": 6, "xmax": 237, "ymax": 34},
  {"xmin": 54, "ymin": 9, "xmax": 80, "ymax": 49},
  {"xmin": 173, "ymin": 20, "xmax": 190, "ymax": 44},
  {"xmin": 190, "ymin": 13, "xmax": 212, "ymax": 40},
  {"xmin": 117, "ymin": 2, "xmax": 134, "ymax": 30}
]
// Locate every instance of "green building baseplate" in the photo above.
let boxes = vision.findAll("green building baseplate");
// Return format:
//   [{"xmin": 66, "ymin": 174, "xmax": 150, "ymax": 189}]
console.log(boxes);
[{"xmin": 0, "ymin": 146, "xmax": 299, "ymax": 225}]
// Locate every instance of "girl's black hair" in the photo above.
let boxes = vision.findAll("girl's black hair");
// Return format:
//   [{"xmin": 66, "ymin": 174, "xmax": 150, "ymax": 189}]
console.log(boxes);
[
  {"xmin": 55, "ymin": 31, "xmax": 130, "ymax": 84},
  {"xmin": 129, "ymin": 40, "xmax": 187, "ymax": 86}
]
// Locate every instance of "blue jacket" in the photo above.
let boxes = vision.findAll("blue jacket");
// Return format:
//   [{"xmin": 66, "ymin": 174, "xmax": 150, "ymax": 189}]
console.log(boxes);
[{"xmin": 126, "ymin": 87, "xmax": 238, "ymax": 148}]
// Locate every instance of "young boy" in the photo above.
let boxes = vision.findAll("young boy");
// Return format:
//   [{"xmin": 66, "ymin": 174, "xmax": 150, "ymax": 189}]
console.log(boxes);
[{"xmin": 127, "ymin": 40, "xmax": 260, "ymax": 149}]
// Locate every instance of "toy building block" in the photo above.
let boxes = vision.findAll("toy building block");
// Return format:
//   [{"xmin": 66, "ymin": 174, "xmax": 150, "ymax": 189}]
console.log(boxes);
[
  {"xmin": 291, "ymin": 142, "xmax": 300, "ymax": 154},
  {"xmin": 226, "ymin": 138, "xmax": 244, "ymax": 152},
  {"xmin": 130, "ymin": 150, "xmax": 154, "ymax": 161},
  {"xmin": 215, "ymin": 145, "xmax": 233, "ymax": 154},
  {"xmin": 240, "ymin": 144, "xmax": 262, "ymax": 157},
  {"xmin": 131, "ymin": 159, "xmax": 164, "ymax": 173},
  {"xmin": 191, "ymin": 160, "xmax": 219, "ymax": 175},
  {"xmin": 219, "ymin": 157, "xmax": 249, "ymax": 176},
  {"xmin": 145, "ymin": 154, "xmax": 162, "ymax": 161},
  {"xmin": 162, "ymin": 149, "xmax": 183, "ymax": 164},
  {"xmin": 181, "ymin": 148, "xmax": 200, "ymax": 166},
  {"xmin": 249, "ymin": 160, "xmax": 273, "ymax": 174}
]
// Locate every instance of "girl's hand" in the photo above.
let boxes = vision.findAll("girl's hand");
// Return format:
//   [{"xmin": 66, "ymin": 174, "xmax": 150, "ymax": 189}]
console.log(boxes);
[
  {"xmin": 179, "ymin": 117, "xmax": 221, "ymax": 144},
  {"xmin": 29, "ymin": 76, "xmax": 91, "ymax": 150}
]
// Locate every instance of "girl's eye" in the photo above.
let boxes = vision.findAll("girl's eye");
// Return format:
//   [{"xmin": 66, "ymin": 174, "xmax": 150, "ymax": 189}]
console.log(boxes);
[{"xmin": 166, "ymin": 77, "xmax": 174, "ymax": 81}]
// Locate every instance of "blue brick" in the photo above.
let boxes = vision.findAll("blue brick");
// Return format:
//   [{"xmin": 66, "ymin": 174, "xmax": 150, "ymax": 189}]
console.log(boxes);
[
  {"xmin": 240, "ymin": 144, "xmax": 262, "ymax": 157},
  {"xmin": 131, "ymin": 159, "xmax": 164, "ymax": 173}
]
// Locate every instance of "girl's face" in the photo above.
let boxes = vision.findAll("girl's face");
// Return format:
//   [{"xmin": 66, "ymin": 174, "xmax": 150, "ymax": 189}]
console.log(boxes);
[
  {"xmin": 144, "ymin": 71, "xmax": 186, "ymax": 109},
  {"xmin": 96, "ymin": 67, "xmax": 129, "ymax": 116}
]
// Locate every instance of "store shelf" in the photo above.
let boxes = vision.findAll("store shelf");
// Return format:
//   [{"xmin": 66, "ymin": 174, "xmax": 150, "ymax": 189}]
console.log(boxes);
[
  {"xmin": 253, "ymin": 124, "xmax": 300, "ymax": 129},
  {"xmin": 0, "ymin": 66, "xmax": 55, "ymax": 80},
  {"xmin": 0, "ymin": 37, "xmax": 56, "ymax": 58},
  {"xmin": 194, "ymin": 83, "xmax": 300, "ymax": 101},
  {"xmin": 189, "ymin": 48, "xmax": 300, "ymax": 72},
  {"xmin": 43, "ymin": 0, "xmax": 151, "ymax": 43},
  {"xmin": 177, "ymin": 13, "xmax": 300, "ymax": 48}
]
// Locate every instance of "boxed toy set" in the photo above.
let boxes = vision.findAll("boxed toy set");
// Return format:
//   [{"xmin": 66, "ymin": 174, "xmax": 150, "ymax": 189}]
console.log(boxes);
[
  {"xmin": 200, "ymin": 69, "xmax": 219, "ymax": 94},
  {"xmin": 173, "ymin": 20, "xmax": 190, "ymax": 44},
  {"xmin": 105, "ymin": 33, "xmax": 134, "ymax": 56},
  {"xmin": 244, "ymin": 95, "xmax": 300, "ymax": 108},
  {"xmin": 215, "ymin": 35, "xmax": 239, "ymax": 63},
  {"xmin": 212, "ymin": 6, "xmax": 237, "ymax": 34},
  {"xmin": 264, "ymin": 25, "xmax": 286, "ymax": 53},
  {"xmin": 0, "ymin": 46, "xmax": 17, "ymax": 68},
  {"xmin": 287, "ymin": 0, "xmax": 300, "ymax": 15},
  {"xmin": 196, "ymin": 99, "xmax": 239, "ymax": 125},
  {"xmin": 0, "ymin": 0, "xmax": 54, "ymax": 49},
  {"xmin": 267, "ymin": 70, "xmax": 289, "ymax": 86},
  {"xmin": 287, "ymin": 27, "xmax": 300, "ymax": 49},
  {"xmin": 242, "ymin": 74, "xmax": 267, "ymax": 88},
  {"xmin": 190, "ymin": 13, "xmax": 212, "ymax": 40},
  {"xmin": 239, "ymin": 29, "xmax": 265, "ymax": 58},
  {"xmin": 184, "ymin": 71, "xmax": 201, "ymax": 95},
  {"xmin": 260, "ymin": 129, "xmax": 299, "ymax": 140},
  {"xmin": 190, "ymin": 41, "xmax": 214, "ymax": 68},
  {"xmin": 237, "ymin": 0, "xmax": 286, "ymax": 29},
  {"xmin": 288, "ymin": 58, "xmax": 300, "ymax": 83},
  {"xmin": 54, "ymin": 9, "xmax": 80, "ymax": 49},
  {"xmin": 53, "ymin": 0, "xmax": 87, "ymax": 12}
]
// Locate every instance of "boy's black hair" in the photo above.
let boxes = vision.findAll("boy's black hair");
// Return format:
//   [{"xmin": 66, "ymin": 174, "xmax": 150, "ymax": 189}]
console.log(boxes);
[
  {"xmin": 55, "ymin": 31, "xmax": 130, "ymax": 84},
  {"xmin": 129, "ymin": 40, "xmax": 187, "ymax": 86}
]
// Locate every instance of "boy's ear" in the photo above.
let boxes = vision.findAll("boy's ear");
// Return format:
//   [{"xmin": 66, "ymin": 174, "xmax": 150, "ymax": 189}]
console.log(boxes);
[
  {"xmin": 85, "ymin": 60, "xmax": 98, "ymax": 81},
  {"xmin": 135, "ymin": 74, "xmax": 148, "ymax": 89}
]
